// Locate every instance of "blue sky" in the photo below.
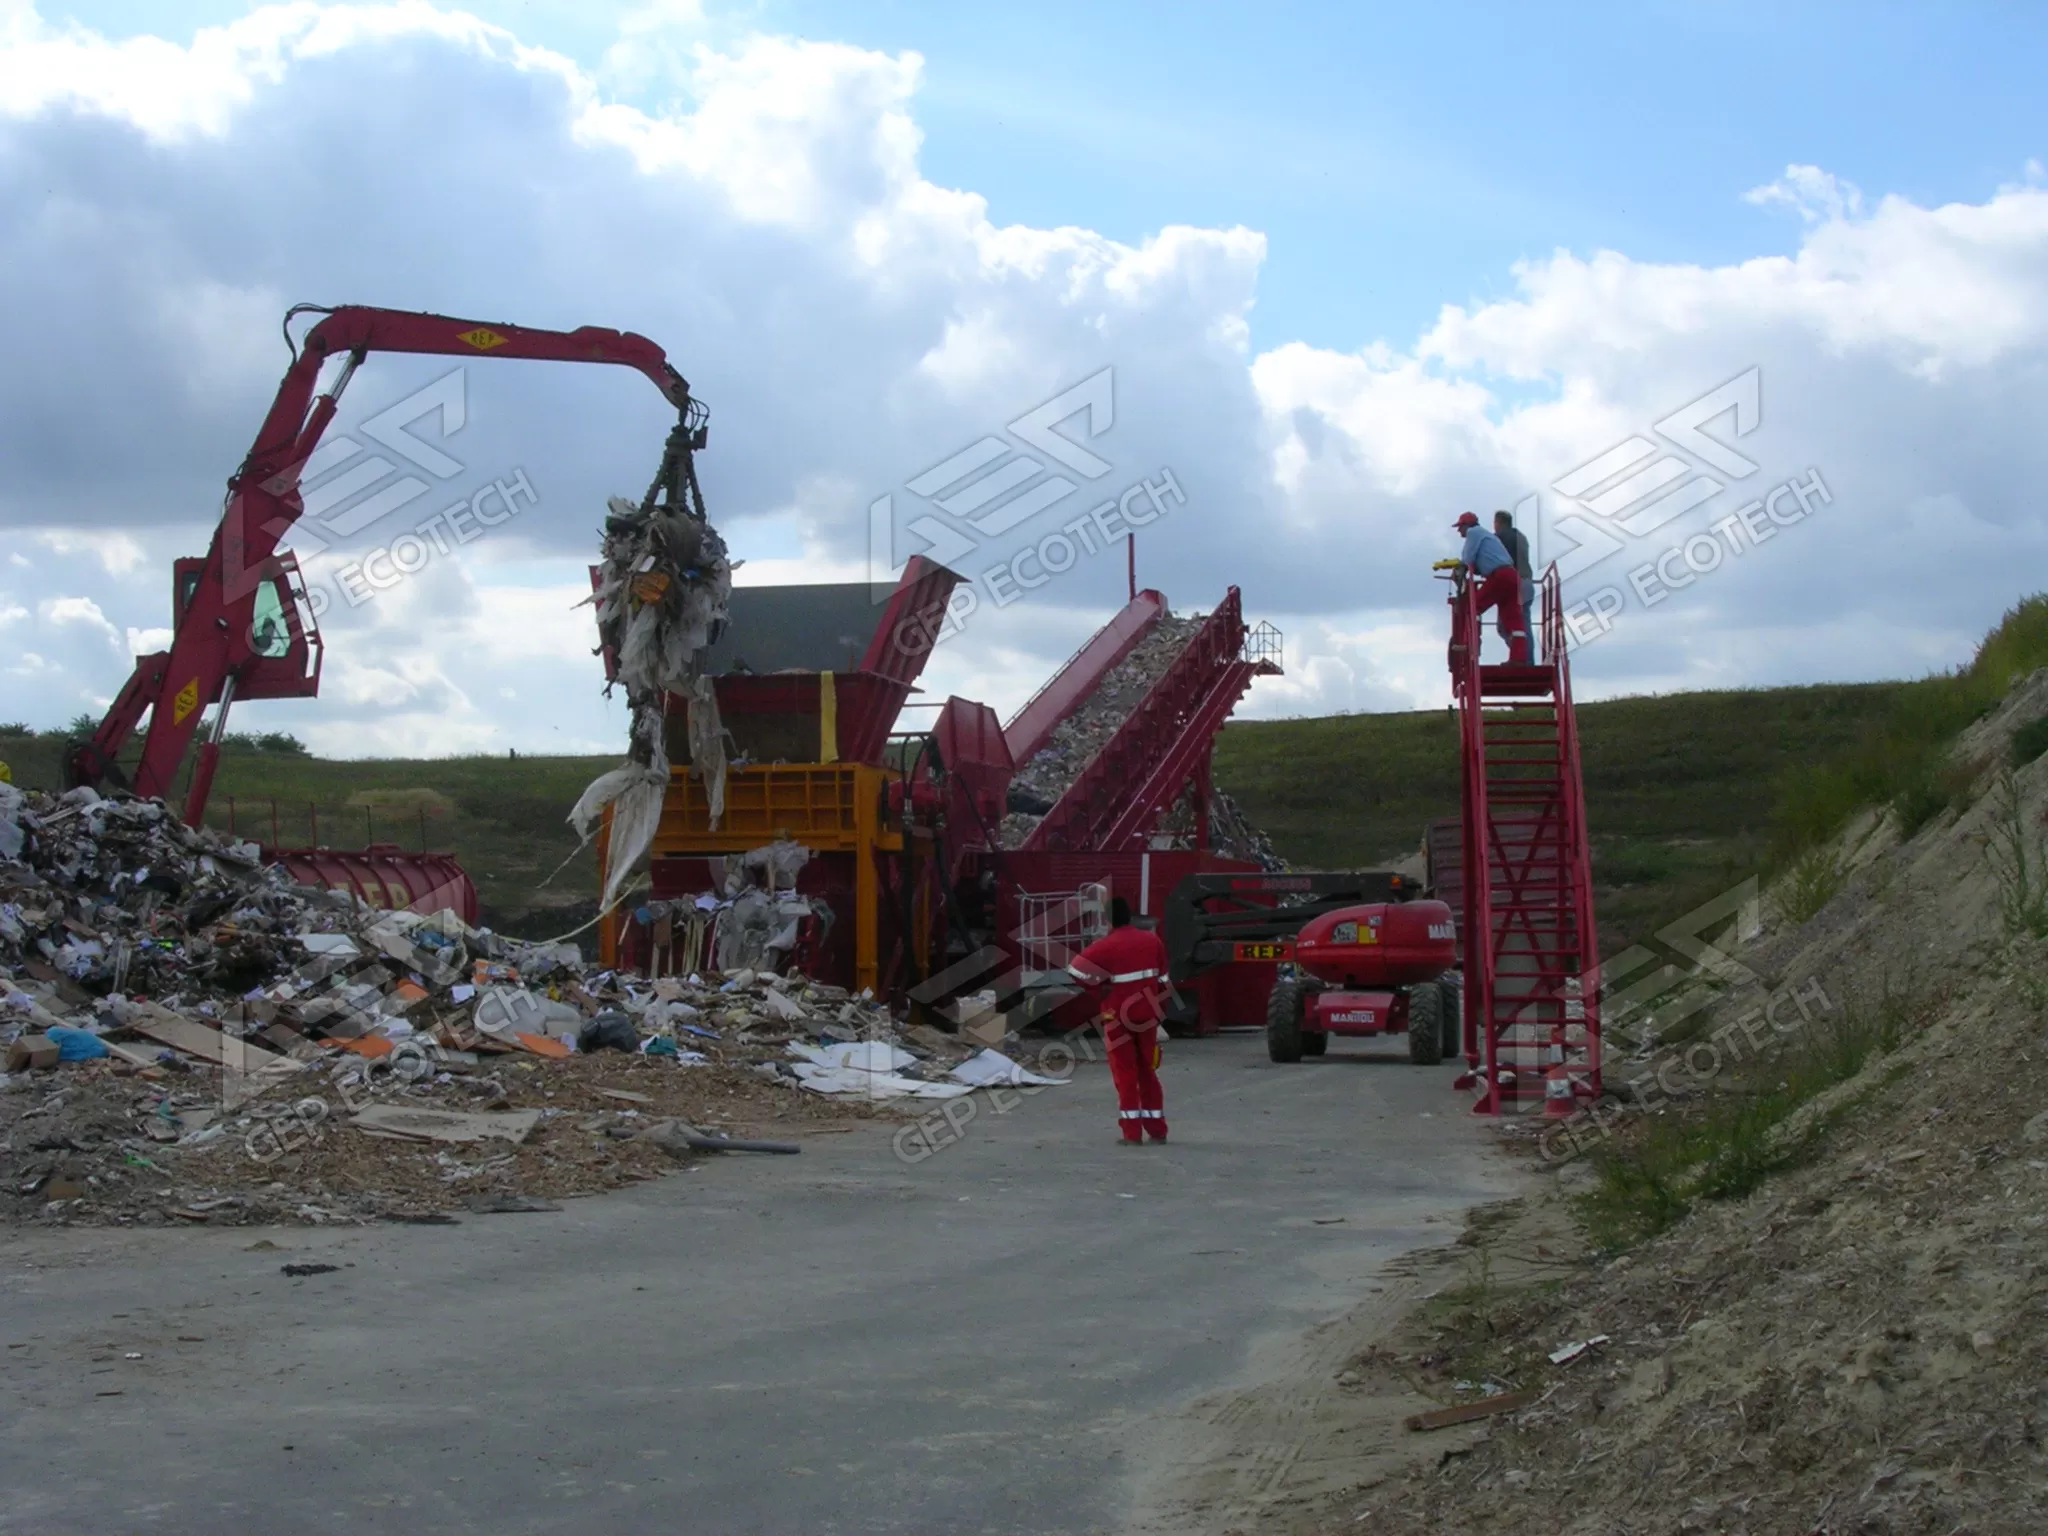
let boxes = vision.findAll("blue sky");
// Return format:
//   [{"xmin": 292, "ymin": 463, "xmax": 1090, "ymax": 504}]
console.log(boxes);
[
  {"xmin": 6, "ymin": 2, "xmax": 2048, "ymax": 750},
  {"xmin": 45, "ymin": 1, "xmax": 2048, "ymax": 353}
]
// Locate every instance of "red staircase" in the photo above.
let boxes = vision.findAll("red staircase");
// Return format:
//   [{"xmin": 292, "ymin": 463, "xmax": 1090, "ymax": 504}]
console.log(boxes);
[
  {"xmin": 1448, "ymin": 568, "xmax": 1601, "ymax": 1114},
  {"xmin": 1021, "ymin": 588, "xmax": 1282, "ymax": 854}
]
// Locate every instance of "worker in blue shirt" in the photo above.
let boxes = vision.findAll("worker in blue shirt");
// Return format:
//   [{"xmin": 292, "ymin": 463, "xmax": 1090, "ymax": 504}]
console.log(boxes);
[{"xmin": 1453, "ymin": 512, "xmax": 1529, "ymax": 663}]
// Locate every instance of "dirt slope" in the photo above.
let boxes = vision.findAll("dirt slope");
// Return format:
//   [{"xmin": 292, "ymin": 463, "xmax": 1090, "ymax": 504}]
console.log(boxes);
[{"xmin": 1278, "ymin": 670, "xmax": 2048, "ymax": 1535}]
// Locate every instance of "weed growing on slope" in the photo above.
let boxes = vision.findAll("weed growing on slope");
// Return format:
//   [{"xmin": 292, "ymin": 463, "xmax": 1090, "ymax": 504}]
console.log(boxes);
[
  {"xmin": 1772, "ymin": 845, "xmax": 1843, "ymax": 927},
  {"xmin": 1986, "ymin": 767, "xmax": 2048, "ymax": 940},
  {"xmin": 2010, "ymin": 714, "xmax": 2048, "ymax": 769},
  {"xmin": 1576, "ymin": 989, "xmax": 1923, "ymax": 1252},
  {"xmin": 1421, "ymin": 1248, "xmax": 1567, "ymax": 1389},
  {"xmin": 1773, "ymin": 595, "xmax": 2048, "ymax": 862}
]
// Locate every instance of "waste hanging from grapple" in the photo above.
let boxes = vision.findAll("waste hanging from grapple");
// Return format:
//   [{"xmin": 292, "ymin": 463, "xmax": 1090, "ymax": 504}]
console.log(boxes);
[{"xmin": 575, "ymin": 486, "xmax": 733, "ymax": 909}]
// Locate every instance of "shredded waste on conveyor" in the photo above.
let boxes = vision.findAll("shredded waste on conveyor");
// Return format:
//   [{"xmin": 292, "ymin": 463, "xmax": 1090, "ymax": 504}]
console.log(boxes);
[{"xmin": 998, "ymin": 610, "xmax": 1286, "ymax": 868}]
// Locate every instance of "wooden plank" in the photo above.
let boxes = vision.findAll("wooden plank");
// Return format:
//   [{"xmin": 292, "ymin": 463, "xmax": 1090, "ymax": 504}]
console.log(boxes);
[
  {"xmin": 122, "ymin": 1003, "xmax": 287, "ymax": 1073},
  {"xmin": 119, "ymin": 1003, "xmax": 288, "ymax": 1073},
  {"xmin": 350, "ymin": 1105, "xmax": 541, "ymax": 1144},
  {"xmin": 1404, "ymin": 1389, "xmax": 1538, "ymax": 1433}
]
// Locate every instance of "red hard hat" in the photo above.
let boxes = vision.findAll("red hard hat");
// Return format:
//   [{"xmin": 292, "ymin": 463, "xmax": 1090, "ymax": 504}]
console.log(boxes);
[{"xmin": 1454, "ymin": 512, "xmax": 1479, "ymax": 531}]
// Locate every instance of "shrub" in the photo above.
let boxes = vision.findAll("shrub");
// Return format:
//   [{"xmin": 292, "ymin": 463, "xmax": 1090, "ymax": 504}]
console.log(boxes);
[
  {"xmin": 1986, "ymin": 768, "xmax": 2048, "ymax": 941},
  {"xmin": 1771, "ymin": 595, "xmax": 2048, "ymax": 862},
  {"xmin": 220, "ymin": 731, "xmax": 310, "ymax": 756},
  {"xmin": 1576, "ymin": 988, "xmax": 1922, "ymax": 1251},
  {"xmin": 2011, "ymin": 715, "xmax": 2048, "ymax": 768}
]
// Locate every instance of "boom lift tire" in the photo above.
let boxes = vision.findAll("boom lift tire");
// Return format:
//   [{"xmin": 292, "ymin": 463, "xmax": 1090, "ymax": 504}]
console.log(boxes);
[
  {"xmin": 1435, "ymin": 976, "xmax": 1462, "ymax": 1059},
  {"xmin": 1266, "ymin": 979, "xmax": 1306, "ymax": 1063},
  {"xmin": 1408, "ymin": 982, "xmax": 1445, "ymax": 1066}
]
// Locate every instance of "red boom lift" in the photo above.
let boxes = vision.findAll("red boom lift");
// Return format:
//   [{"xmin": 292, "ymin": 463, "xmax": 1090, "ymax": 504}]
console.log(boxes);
[{"xmin": 65, "ymin": 305, "xmax": 707, "ymax": 921}]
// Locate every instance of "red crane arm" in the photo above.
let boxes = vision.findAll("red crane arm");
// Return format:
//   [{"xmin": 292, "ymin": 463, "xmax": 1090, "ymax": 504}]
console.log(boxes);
[{"xmin": 67, "ymin": 305, "xmax": 699, "ymax": 820}]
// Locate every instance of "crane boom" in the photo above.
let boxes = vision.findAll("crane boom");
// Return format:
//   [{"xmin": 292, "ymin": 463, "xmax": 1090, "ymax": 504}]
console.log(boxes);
[{"xmin": 66, "ymin": 305, "xmax": 702, "ymax": 826}]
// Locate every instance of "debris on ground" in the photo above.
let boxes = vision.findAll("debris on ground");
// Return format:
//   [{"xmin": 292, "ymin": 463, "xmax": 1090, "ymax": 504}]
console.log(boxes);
[{"xmin": 0, "ymin": 782, "xmax": 1056, "ymax": 1228}]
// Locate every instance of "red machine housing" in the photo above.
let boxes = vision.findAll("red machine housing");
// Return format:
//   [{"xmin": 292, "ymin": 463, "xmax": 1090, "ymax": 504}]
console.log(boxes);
[
  {"xmin": 603, "ymin": 574, "xmax": 1286, "ymax": 1019},
  {"xmin": 268, "ymin": 846, "xmax": 479, "ymax": 926},
  {"xmin": 1292, "ymin": 900, "xmax": 1456, "ymax": 1037}
]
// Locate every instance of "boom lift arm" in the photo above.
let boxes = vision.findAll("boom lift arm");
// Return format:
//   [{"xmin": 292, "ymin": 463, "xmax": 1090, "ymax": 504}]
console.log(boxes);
[{"xmin": 65, "ymin": 305, "xmax": 705, "ymax": 826}]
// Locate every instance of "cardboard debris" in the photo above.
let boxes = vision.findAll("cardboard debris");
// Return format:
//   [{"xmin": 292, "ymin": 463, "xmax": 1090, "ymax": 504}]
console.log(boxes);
[
  {"xmin": 5, "ymin": 1033, "xmax": 58, "ymax": 1071},
  {"xmin": 100, "ymin": 1039, "xmax": 162, "ymax": 1068},
  {"xmin": 0, "ymin": 772, "xmax": 1084, "ymax": 1226},
  {"xmin": 959, "ymin": 1012, "xmax": 1009, "ymax": 1050}
]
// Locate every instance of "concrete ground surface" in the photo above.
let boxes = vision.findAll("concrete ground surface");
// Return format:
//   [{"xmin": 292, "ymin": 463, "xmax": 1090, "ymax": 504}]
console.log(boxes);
[{"xmin": 1, "ymin": 1031, "xmax": 1519, "ymax": 1535}]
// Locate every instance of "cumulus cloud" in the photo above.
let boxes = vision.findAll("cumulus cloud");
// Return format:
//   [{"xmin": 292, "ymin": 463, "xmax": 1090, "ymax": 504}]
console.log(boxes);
[
  {"xmin": 0, "ymin": 3, "xmax": 2043, "ymax": 758},
  {"xmin": 36, "ymin": 530, "xmax": 149, "ymax": 575},
  {"xmin": 41, "ymin": 594, "xmax": 119, "ymax": 642}
]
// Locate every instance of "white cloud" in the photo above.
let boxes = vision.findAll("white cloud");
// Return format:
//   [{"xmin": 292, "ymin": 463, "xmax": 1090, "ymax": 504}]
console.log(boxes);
[
  {"xmin": 41, "ymin": 594, "xmax": 118, "ymax": 638},
  {"xmin": 36, "ymin": 530, "xmax": 149, "ymax": 575},
  {"xmin": 0, "ymin": 4, "xmax": 2043, "ymax": 756},
  {"xmin": 600, "ymin": 0, "xmax": 711, "ymax": 97},
  {"xmin": 1745, "ymin": 164, "xmax": 1864, "ymax": 224},
  {"xmin": 0, "ymin": 0, "xmax": 569, "ymax": 141}
]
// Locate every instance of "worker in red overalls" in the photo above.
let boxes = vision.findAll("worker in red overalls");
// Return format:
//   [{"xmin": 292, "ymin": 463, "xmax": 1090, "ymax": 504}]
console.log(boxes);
[
  {"xmin": 1067, "ymin": 896, "xmax": 1171, "ymax": 1144},
  {"xmin": 1451, "ymin": 511, "xmax": 1529, "ymax": 664}
]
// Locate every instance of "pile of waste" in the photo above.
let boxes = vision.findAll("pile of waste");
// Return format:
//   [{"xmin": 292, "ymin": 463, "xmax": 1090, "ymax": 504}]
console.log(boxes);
[
  {"xmin": 1146, "ymin": 787, "xmax": 1287, "ymax": 870},
  {"xmin": 0, "ymin": 784, "xmax": 1048, "ymax": 1227}
]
